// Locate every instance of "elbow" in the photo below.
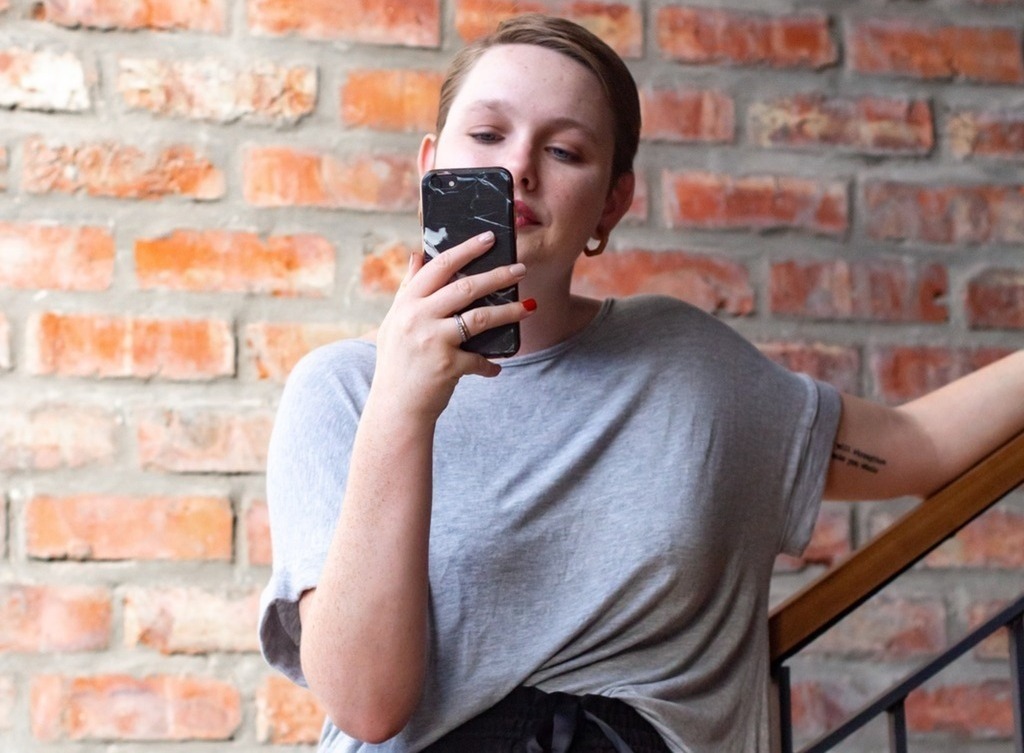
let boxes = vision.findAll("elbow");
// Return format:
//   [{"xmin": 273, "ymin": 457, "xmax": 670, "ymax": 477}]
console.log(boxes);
[
  {"xmin": 297, "ymin": 596, "xmax": 426, "ymax": 743},
  {"xmin": 302, "ymin": 651, "xmax": 420, "ymax": 744},
  {"xmin": 353, "ymin": 724, "xmax": 406, "ymax": 746},
  {"xmin": 321, "ymin": 695, "xmax": 416, "ymax": 744}
]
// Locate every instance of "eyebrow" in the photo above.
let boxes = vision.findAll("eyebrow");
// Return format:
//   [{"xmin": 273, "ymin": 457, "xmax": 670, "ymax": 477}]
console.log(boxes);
[{"xmin": 466, "ymin": 99, "xmax": 602, "ymax": 142}]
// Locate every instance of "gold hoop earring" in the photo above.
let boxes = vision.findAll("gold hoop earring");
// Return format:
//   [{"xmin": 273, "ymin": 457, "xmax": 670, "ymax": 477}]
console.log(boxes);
[{"xmin": 584, "ymin": 232, "xmax": 608, "ymax": 257}]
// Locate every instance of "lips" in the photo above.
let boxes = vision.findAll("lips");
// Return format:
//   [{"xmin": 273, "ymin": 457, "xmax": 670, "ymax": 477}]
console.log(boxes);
[{"xmin": 514, "ymin": 200, "xmax": 539, "ymax": 228}]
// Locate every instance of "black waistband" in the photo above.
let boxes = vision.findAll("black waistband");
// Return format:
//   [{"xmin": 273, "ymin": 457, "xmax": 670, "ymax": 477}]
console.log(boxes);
[{"xmin": 422, "ymin": 685, "xmax": 670, "ymax": 753}]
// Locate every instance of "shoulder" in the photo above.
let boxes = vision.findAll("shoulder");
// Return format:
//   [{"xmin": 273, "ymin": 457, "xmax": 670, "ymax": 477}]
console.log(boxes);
[
  {"xmin": 284, "ymin": 338, "xmax": 376, "ymax": 393},
  {"xmin": 605, "ymin": 294, "xmax": 756, "ymax": 350},
  {"xmin": 268, "ymin": 339, "xmax": 376, "ymax": 476},
  {"xmin": 275, "ymin": 338, "xmax": 376, "ymax": 428},
  {"xmin": 613, "ymin": 294, "xmax": 731, "ymax": 327},
  {"xmin": 594, "ymin": 295, "xmax": 809, "ymax": 394}
]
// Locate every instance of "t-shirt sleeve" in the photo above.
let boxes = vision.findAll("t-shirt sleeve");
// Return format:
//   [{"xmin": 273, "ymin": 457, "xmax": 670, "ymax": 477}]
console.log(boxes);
[
  {"xmin": 258, "ymin": 343, "xmax": 367, "ymax": 686},
  {"xmin": 778, "ymin": 374, "xmax": 842, "ymax": 556}
]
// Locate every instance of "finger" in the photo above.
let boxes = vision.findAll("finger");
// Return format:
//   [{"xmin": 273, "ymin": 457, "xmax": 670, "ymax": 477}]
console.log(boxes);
[
  {"xmin": 431, "ymin": 261, "xmax": 527, "ymax": 318},
  {"xmin": 452, "ymin": 298, "xmax": 536, "ymax": 344},
  {"xmin": 398, "ymin": 250, "xmax": 423, "ymax": 291},
  {"xmin": 461, "ymin": 354, "xmax": 502, "ymax": 379},
  {"xmin": 408, "ymin": 231, "xmax": 496, "ymax": 295},
  {"xmin": 451, "ymin": 312, "xmax": 471, "ymax": 345}
]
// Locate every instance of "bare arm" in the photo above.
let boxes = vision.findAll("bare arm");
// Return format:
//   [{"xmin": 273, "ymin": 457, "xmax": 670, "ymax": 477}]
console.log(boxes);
[
  {"xmin": 298, "ymin": 393, "xmax": 434, "ymax": 742},
  {"xmin": 824, "ymin": 350, "xmax": 1024, "ymax": 501},
  {"xmin": 297, "ymin": 234, "xmax": 531, "ymax": 742}
]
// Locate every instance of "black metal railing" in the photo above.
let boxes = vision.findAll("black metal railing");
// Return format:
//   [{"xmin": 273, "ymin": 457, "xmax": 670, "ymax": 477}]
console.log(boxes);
[
  {"xmin": 768, "ymin": 430, "xmax": 1024, "ymax": 753},
  {"xmin": 774, "ymin": 593, "xmax": 1024, "ymax": 753}
]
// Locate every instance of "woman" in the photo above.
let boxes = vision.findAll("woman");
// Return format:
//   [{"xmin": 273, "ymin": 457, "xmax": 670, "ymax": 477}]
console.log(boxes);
[{"xmin": 259, "ymin": 14, "xmax": 1024, "ymax": 753}]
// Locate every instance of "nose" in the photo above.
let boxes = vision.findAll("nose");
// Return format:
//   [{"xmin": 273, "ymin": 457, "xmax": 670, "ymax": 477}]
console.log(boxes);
[{"xmin": 502, "ymin": 138, "xmax": 537, "ymax": 193}]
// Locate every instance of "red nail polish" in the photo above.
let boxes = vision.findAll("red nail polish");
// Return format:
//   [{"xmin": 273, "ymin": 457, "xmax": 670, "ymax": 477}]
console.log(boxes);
[{"xmin": 523, "ymin": 298, "xmax": 537, "ymax": 312}]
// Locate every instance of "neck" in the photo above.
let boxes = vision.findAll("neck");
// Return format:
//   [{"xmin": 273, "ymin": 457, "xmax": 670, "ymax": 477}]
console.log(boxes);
[{"xmin": 516, "ymin": 278, "xmax": 602, "ymax": 355}]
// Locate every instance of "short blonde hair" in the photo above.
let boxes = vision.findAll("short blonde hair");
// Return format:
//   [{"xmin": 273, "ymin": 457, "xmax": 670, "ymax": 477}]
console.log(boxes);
[{"xmin": 435, "ymin": 14, "xmax": 640, "ymax": 183}]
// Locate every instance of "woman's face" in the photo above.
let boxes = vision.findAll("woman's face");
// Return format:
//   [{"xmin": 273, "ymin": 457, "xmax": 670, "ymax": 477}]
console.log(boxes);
[{"xmin": 419, "ymin": 43, "xmax": 633, "ymax": 278}]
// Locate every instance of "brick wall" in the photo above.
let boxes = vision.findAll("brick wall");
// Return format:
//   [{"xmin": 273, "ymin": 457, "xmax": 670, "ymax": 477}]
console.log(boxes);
[{"xmin": 0, "ymin": 0, "xmax": 1021, "ymax": 750}]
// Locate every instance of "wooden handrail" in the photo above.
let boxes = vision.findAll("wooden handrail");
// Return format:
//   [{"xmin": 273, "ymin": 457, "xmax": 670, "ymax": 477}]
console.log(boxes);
[{"xmin": 769, "ymin": 429, "xmax": 1024, "ymax": 665}]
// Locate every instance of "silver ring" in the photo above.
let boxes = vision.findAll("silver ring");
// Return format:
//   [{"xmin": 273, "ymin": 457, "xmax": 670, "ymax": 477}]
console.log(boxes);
[{"xmin": 453, "ymin": 312, "xmax": 470, "ymax": 343}]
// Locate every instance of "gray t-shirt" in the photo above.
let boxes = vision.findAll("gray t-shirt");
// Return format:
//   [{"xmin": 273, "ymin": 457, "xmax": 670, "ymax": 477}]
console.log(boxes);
[{"xmin": 259, "ymin": 295, "xmax": 841, "ymax": 753}]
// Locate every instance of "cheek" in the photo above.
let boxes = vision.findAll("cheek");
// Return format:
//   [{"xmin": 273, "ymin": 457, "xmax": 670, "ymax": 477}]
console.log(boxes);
[
  {"xmin": 432, "ymin": 149, "xmax": 484, "ymax": 170},
  {"xmin": 432, "ymin": 135, "xmax": 487, "ymax": 169},
  {"xmin": 554, "ymin": 178, "xmax": 608, "ymax": 227}
]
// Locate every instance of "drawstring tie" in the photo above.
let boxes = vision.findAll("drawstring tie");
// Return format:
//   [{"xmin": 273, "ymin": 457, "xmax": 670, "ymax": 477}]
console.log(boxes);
[{"xmin": 524, "ymin": 692, "xmax": 636, "ymax": 753}]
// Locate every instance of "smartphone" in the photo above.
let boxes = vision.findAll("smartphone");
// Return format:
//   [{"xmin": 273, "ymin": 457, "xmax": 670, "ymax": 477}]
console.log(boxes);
[{"xmin": 421, "ymin": 166, "xmax": 520, "ymax": 358}]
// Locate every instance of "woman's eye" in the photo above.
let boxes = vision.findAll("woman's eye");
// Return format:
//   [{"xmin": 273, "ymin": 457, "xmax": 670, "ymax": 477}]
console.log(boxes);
[{"xmin": 548, "ymin": 146, "xmax": 580, "ymax": 163}]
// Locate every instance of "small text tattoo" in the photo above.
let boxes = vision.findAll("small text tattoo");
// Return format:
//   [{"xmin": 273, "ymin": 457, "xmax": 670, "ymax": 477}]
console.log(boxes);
[{"xmin": 832, "ymin": 442, "xmax": 888, "ymax": 474}]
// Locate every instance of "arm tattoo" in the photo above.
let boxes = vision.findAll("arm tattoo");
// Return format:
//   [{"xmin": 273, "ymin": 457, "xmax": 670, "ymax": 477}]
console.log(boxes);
[{"xmin": 832, "ymin": 442, "xmax": 888, "ymax": 474}]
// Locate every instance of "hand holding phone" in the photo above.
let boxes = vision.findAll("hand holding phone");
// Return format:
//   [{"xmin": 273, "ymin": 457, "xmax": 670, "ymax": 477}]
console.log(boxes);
[{"xmin": 421, "ymin": 166, "xmax": 520, "ymax": 358}]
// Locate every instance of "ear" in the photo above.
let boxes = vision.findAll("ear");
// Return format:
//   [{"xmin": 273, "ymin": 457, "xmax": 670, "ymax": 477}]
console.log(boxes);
[
  {"xmin": 596, "ymin": 171, "xmax": 636, "ymax": 238},
  {"xmin": 417, "ymin": 133, "xmax": 438, "ymax": 178}
]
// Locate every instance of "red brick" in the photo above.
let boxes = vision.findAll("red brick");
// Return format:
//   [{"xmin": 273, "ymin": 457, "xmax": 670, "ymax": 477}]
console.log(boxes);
[
  {"xmin": 27, "ymin": 312, "xmax": 235, "ymax": 380},
  {"xmin": 0, "ymin": 48, "xmax": 90, "ymax": 111},
  {"xmin": 806, "ymin": 595, "xmax": 947, "ymax": 659},
  {"xmin": 342, "ymin": 69, "xmax": 441, "ymax": 133},
  {"xmin": 0, "ymin": 585, "xmax": 111, "ymax": 652},
  {"xmin": 256, "ymin": 675, "xmax": 325, "ymax": 744},
  {"xmin": 455, "ymin": 0, "xmax": 643, "ymax": 58},
  {"xmin": 663, "ymin": 171, "xmax": 848, "ymax": 236},
  {"xmin": 640, "ymin": 88, "xmax": 734, "ymax": 143},
  {"xmin": 663, "ymin": 171, "xmax": 847, "ymax": 235},
  {"xmin": 22, "ymin": 137, "xmax": 224, "ymax": 200},
  {"xmin": 32, "ymin": 0, "xmax": 226, "ymax": 33},
  {"xmin": 31, "ymin": 674, "xmax": 241, "ymax": 741},
  {"xmin": 572, "ymin": 249, "xmax": 754, "ymax": 315},
  {"xmin": 770, "ymin": 259, "xmax": 948, "ymax": 323},
  {"xmin": 871, "ymin": 345, "xmax": 1013, "ymax": 403},
  {"xmin": 967, "ymin": 600, "xmax": 1012, "ymax": 660},
  {"xmin": 774, "ymin": 503, "xmax": 852, "ymax": 572},
  {"xmin": 123, "ymin": 587, "xmax": 259, "ymax": 654},
  {"xmin": 245, "ymin": 322, "xmax": 360, "ymax": 382},
  {"xmin": 243, "ymin": 146, "xmax": 418, "ymax": 211},
  {"xmin": 0, "ymin": 222, "xmax": 114, "ymax": 291},
  {"xmin": 0, "ymin": 313, "xmax": 9, "ymax": 371},
  {"xmin": 865, "ymin": 181, "xmax": 1024, "ymax": 246},
  {"xmin": 967, "ymin": 268, "xmax": 1024, "ymax": 329},
  {"xmin": 136, "ymin": 408, "xmax": 274, "ymax": 473},
  {"xmin": 117, "ymin": 58, "xmax": 316, "ymax": 124},
  {"xmin": 848, "ymin": 19, "xmax": 1024, "ymax": 85},
  {"xmin": 247, "ymin": 0, "xmax": 440, "ymax": 46},
  {"xmin": 758, "ymin": 342, "xmax": 861, "ymax": 395},
  {"xmin": 0, "ymin": 676, "xmax": 12, "ymax": 732},
  {"xmin": 656, "ymin": 7, "xmax": 836, "ymax": 69},
  {"xmin": 25, "ymin": 495, "xmax": 233, "ymax": 562},
  {"xmin": 749, "ymin": 94, "xmax": 933, "ymax": 155},
  {"xmin": 927, "ymin": 509, "xmax": 1024, "ymax": 568},
  {"xmin": 361, "ymin": 240, "xmax": 415, "ymax": 296},
  {"xmin": 135, "ymin": 230, "xmax": 334, "ymax": 296},
  {"xmin": 789, "ymin": 679, "xmax": 870, "ymax": 742},
  {"xmin": 906, "ymin": 681, "xmax": 1016, "ymax": 737},
  {"xmin": 949, "ymin": 110, "xmax": 1024, "ymax": 160},
  {"xmin": 0, "ymin": 405, "xmax": 117, "ymax": 471},
  {"xmin": 246, "ymin": 500, "xmax": 271, "ymax": 566},
  {"xmin": 869, "ymin": 507, "xmax": 1024, "ymax": 569}
]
